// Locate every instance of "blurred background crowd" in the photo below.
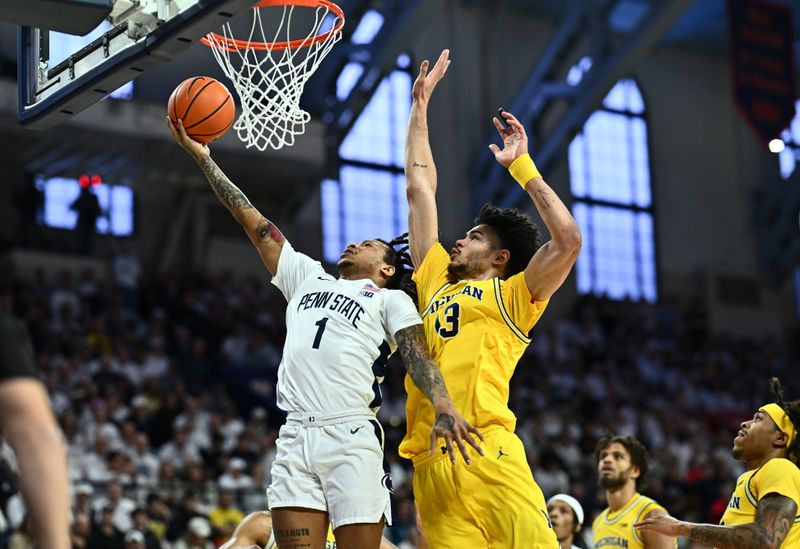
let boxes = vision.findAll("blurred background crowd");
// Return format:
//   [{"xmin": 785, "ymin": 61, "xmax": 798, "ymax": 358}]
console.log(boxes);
[{"xmin": 0, "ymin": 258, "xmax": 796, "ymax": 548}]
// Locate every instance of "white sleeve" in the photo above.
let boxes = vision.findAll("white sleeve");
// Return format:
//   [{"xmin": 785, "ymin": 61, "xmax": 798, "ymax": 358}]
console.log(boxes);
[
  {"xmin": 271, "ymin": 242, "xmax": 326, "ymax": 301},
  {"xmin": 382, "ymin": 290, "xmax": 423, "ymax": 346}
]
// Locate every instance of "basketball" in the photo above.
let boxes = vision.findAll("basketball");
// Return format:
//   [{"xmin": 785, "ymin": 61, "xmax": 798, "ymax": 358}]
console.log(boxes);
[{"xmin": 168, "ymin": 76, "xmax": 235, "ymax": 143}]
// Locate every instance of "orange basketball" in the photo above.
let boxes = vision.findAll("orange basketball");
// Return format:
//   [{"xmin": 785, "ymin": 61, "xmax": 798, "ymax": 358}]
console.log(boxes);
[{"xmin": 168, "ymin": 76, "xmax": 235, "ymax": 143}]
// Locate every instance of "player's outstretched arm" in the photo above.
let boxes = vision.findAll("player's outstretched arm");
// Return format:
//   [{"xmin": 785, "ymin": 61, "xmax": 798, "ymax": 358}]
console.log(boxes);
[
  {"xmin": 167, "ymin": 117, "xmax": 286, "ymax": 276},
  {"xmin": 394, "ymin": 324, "xmax": 484, "ymax": 464},
  {"xmin": 637, "ymin": 509, "xmax": 677, "ymax": 549},
  {"xmin": 405, "ymin": 49, "xmax": 450, "ymax": 268},
  {"xmin": 489, "ymin": 111, "xmax": 582, "ymax": 301},
  {"xmin": 634, "ymin": 495, "xmax": 797, "ymax": 549},
  {"xmin": 219, "ymin": 511, "xmax": 271, "ymax": 549}
]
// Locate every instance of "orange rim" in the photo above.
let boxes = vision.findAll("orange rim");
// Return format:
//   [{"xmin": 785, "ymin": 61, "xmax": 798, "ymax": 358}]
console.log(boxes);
[{"xmin": 200, "ymin": 0, "xmax": 344, "ymax": 52}]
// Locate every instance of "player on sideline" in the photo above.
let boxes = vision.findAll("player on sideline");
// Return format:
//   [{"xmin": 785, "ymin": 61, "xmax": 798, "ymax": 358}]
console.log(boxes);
[
  {"xmin": 635, "ymin": 377, "xmax": 800, "ymax": 548},
  {"xmin": 547, "ymin": 494, "xmax": 585, "ymax": 549},
  {"xmin": 403, "ymin": 48, "xmax": 582, "ymax": 549},
  {"xmin": 220, "ymin": 510, "xmax": 399, "ymax": 549},
  {"xmin": 593, "ymin": 435, "xmax": 675, "ymax": 549},
  {"xmin": 0, "ymin": 310, "xmax": 70, "ymax": 548},
  {"xmin": 167, "ymin": 118, "xmax": 482, "ymax": 549}
]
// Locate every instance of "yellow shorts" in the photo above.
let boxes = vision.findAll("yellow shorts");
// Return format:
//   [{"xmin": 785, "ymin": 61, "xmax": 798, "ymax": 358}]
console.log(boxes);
[{"xmin": 412, "ymin": 427, "xmax": 558, "ymax": 549}]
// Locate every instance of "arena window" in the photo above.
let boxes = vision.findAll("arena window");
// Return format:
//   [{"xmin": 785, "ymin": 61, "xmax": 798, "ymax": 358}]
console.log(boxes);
[
  {"xmin": 568, "ymin": 77, "xmax": 657, "ymax": 302},
  {"xmin": 322, "ymin": 57, "xmax": 411, "ymax": 263},
  {"xmin": 778, "ymin": 100, "xmax": 800, "ymax": 179}
]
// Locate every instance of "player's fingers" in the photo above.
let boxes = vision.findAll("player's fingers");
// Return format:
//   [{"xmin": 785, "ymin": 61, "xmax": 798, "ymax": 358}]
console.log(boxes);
[
  {"xmin": 444, "ymin": 436, "xmax": 456, "ymax": 465},
  {"xmin": 488, "ymin": 144, "xmax": 500, "ymax": 155},
  {"xmin": 165, "ymin": 117, "xmax": 178, "ymax": 137},
  {"xmin": 429, "ymin": 430, "xmax": 437, "ymax": 456},
  {"xmin": 469, "ymin": 424, "xmax": 486, "ymax": 442},
  {"xmin": 453, "ymin": 432, "xmax": 471, "ymax": 465},
  {"xmin": 463, "ymin": 430, "xmax": 484, "ymax": 456},
  {"xmin": 419, "ymin": 59, "xmax": 429, "ymax": 77},
  {"xmin": 492, "ymin": 116, "xmax": 507, "ymax": 135}
]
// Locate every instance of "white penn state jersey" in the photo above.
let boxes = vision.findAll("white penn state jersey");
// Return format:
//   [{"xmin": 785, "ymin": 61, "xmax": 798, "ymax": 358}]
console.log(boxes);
[{"xmin": 271, "ymin": 242, "xmax": 421, "ymax": 415}]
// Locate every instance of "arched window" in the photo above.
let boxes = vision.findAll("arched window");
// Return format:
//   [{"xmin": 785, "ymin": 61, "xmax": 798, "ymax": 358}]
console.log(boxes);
[{"xmin": 568, "ymin": 77, "xmax": 657, "ymax": 302}]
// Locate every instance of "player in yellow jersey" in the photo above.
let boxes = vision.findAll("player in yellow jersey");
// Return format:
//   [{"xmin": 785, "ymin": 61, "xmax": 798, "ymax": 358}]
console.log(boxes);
[
  {"xmin": 403, "ymin": 48, "xmax": 582, "ymax": 549},
  {"xmin": 593, "ymin": 435, "xmax": 675, "ymax": 549},
  {"xmin": 220, "ymin": 510, "xmax": 399, "ymax": 549},
  {"xmin": 635, "ymin": 377, "xmax": 800, "ymax": 548}
]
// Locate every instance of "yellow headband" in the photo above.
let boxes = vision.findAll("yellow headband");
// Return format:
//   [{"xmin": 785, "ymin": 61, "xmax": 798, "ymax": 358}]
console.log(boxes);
[{"xmin": 760, "ymin": 403, "xmax": 797, "ymax": 453}]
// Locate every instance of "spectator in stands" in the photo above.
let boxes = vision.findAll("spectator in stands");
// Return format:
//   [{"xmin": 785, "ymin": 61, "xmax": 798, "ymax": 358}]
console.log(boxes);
[
  {"xmin": 208, "ymin": 490, "xmax": 244, "ymax": 539},
  {"xmin": 174, "ymin": 516, "xmax": 214, "ymax": 549},
  {"xmin": 70, "ymin": 512, "xmax": 91, "ymax": 549},
  {"xmin": 129, "ymin": 507, "xmax": 160, "ymax": 549},
  {"xmin": 87, "ymin": 506, "xmax": 124, "ymax": 549},
  {"xmin": 124, "ymin": 529, "xmax": 146, "ymax": 549},
  {"xmin": 92, "ymin": 481, "xmax": 137, "ymax": 532}
]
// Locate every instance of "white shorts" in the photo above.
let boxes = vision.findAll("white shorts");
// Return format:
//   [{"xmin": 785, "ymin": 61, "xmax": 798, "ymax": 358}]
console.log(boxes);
[{"xmin": 267, "ymin": 410, "xmax": 392, "ymax": 530}]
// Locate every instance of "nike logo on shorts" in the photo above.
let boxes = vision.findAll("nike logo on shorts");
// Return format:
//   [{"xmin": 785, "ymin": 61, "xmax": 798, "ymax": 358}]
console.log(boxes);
[{"xmin": 350, "ymin": 427, "xmax": 362, "ymax": 434}]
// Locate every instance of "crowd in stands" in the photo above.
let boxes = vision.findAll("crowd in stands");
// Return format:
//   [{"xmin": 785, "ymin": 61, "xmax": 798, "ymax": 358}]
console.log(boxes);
[{"xmin": 0, "ymin": 259, "xmax": 797, "ymax": 548}]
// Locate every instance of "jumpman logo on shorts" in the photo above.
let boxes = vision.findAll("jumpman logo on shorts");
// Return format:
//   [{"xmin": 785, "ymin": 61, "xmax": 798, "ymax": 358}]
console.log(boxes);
[{"xmin": 497, "ymin": 447, "xmax": 508, "ymax": 460}]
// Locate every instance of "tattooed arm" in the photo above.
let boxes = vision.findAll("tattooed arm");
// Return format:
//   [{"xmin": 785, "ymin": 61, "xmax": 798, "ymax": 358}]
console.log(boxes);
[
  {"xmin": 404, "ymin": 50, "xmax": 449, "ymax": 268},
  {"xmin": 167, "ymin": 118, "xmax": 285, "ymax": 275},
  {"xmin": 394, "ymin": 324, "xmax": 484, "ymax": 464},
  {"xmin": 634, "ymin": 494, "xmax": 797, "ymax": 549},
  {"xmin": 489, "ymin": 111, "xmax": 581, "ymax": 301}
]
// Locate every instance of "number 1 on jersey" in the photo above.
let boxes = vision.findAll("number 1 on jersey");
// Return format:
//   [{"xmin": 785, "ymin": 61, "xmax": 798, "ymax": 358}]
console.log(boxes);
[{"xmin": 312, "ymin": 317, "xmax": 329, "ymax": 349}]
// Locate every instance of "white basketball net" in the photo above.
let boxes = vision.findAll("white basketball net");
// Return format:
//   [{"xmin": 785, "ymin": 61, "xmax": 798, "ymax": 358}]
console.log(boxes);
[{"xmin": 205, "ymin": 4, "xmax": 342, "ymax": 151}]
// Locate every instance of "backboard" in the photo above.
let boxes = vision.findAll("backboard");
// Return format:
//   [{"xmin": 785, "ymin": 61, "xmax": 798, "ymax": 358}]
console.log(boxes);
[{"xmin": 18, "ymin": 0, "xmax": 257, "ymax": 130}]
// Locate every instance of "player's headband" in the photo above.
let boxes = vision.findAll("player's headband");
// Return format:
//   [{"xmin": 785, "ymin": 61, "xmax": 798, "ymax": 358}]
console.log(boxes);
[{"xmin": 760, "ymin": 403, "xmax": 797, "ymax": 454}]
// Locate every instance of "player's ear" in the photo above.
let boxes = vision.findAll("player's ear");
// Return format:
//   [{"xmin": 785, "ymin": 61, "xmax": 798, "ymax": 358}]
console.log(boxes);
[
  {"xmin": 493, "ymin": 249, "xmax": 510, "ymax": 266},
  {"xmin": 575, "ymin": 523, "xmax": 582, "ymax": 534},
  {"xmin": 630, "ymin": 465, "xmax": 640, "ymax": 480},
  {"xmin": 773, "ymin": 430, "xmax": 789, "ymax": 450},
  {"xmin": 380, "ymin": 263, "xmax": 396, "ymax": 279}
]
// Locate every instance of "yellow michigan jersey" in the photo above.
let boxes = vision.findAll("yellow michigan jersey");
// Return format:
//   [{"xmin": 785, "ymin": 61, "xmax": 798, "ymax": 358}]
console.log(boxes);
[
  {"xmin": 593, "ymin": 494, "xmax": 673, "ymax": 549},
  {"xmin": 720, "ymin": 457, "xmax": 800, "ymax": 546},
  {"xmin": 399, "ymin": 243, "xmax": 548, "ymax": 458}
]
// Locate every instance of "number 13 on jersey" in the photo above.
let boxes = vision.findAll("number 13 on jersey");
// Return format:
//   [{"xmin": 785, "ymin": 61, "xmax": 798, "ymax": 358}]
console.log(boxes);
[{"xmin": 434, "ymin": 303, "xmax": 460, "ymax": 338}]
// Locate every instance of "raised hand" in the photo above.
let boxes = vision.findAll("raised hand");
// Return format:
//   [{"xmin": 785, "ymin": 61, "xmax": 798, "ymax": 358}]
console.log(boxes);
[
  {"xmin": 429, "ymin": 403, "xmax": 485, "ymax": 465},
  {"xmin": 166, "ymin": 117, "xmax": 210, "ymax": 159},
  {"xmin": 412, "ymin": 49, "xmax": 451, "ymax": 105},
  {"xmin": 488, "ymin": 110, "xmax": 529, "ymax": 169}
]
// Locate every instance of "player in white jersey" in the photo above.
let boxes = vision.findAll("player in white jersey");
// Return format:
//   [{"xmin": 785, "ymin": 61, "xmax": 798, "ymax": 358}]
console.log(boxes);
[{"xmin": 168, "ymin": 118, "xmax": 483, "ymax": 549}]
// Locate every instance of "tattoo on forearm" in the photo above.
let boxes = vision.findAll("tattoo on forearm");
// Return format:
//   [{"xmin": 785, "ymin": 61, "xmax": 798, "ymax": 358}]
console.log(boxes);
[
  {"xmin": 197, "ymin": 155, "xmax": 254, "ymax": 211},
  {"xmin": 689, "ymin": 495, "xmax": 796, "ymax": 549},
  {"xmin": 534, "ymin": 189, "xmax": 551, "ymax": 209},
  {"xmin": 256, "ymin": 217, "xmax": 285, "ymax": 244},
  {"xmin": 412, "ymin": 161, "xmax": 428, "ymax": 168},
  {"xmin": 396, "ymin": 325, "xmax": 450, "ymax": 403}
]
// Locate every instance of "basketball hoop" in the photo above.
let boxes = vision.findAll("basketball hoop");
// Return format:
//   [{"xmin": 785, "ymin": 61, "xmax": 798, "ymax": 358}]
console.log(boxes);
[{"xmin": 201, "ymin": 0, "xmax": 344, "ymax": 151}]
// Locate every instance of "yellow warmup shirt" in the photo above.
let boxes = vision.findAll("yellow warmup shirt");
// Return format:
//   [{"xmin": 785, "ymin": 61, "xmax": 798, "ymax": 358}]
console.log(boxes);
[
  {"xmin": 400, "ymin": 243, "xmax": 548, "ymax": 458},
  {"xmin": 593, "ymin": 493, "xmax": 673, "ymax": 549},
  {"xmin": 720, "ymin": 457, "xmax": 800, "ymax": 545}
]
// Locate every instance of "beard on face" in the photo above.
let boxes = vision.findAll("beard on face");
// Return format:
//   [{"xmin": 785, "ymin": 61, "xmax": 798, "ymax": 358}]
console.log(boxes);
[{"xmin": 599, "ymin": 469, "xmax": 630, "ymax": 491}]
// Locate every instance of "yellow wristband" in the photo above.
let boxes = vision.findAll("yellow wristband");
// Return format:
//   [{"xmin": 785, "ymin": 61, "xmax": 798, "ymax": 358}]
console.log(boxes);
[{"xmin": 508, "ymin": 153, "xmax": 541, "ymax": 189}]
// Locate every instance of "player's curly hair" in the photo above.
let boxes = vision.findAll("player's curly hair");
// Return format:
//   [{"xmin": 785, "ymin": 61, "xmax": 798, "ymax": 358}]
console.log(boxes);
[
  {"xmin": 769, "ymin": 377, "xmax": 800, "ymax": 464},
  {"xmin": 377, "ymin": 234, "xmax": 418, "ymax": 302},
  {"xmin": 474, "ymin": 204, "xmax": 542, "ymax": 278},
  {"xmin": 594, "ymin": 435, "xmax": 651, "ymax": 492}
]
